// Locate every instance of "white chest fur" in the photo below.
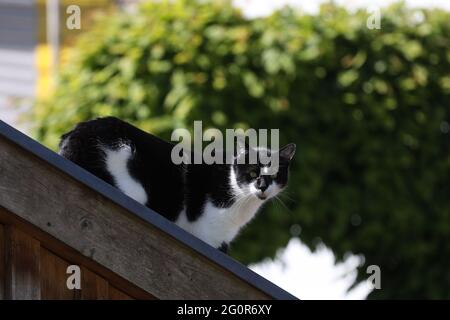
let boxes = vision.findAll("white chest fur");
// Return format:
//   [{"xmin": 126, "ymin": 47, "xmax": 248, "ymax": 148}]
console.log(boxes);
[
  {"xmin": 103, "ymin": 146, "xmax": 265, "ymax": 248},
  {"xmin": 175, "ymin": 196, "xmax": 263, "ymax": 248}
]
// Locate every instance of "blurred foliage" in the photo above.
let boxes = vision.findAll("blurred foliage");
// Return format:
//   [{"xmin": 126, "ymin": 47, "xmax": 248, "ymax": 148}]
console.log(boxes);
[{"xmin": 34, "ymin": 0, "xmax": 450, "ymax": 298}]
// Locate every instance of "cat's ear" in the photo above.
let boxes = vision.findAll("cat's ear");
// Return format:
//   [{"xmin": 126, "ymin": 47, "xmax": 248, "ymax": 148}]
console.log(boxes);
[{"xmin": 279, "ymin": 143, "xmax": 296, "ymax": 161}]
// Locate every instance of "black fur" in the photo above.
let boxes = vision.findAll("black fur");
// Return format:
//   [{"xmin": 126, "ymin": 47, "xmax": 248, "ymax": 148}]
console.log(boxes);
[
  {"xmin": 218, "ymin": 242, "xmax": 229, "ymax": 254},
  {"xmin": 59, "ymin": 117, "xmax": 295, "ymax": 250}
]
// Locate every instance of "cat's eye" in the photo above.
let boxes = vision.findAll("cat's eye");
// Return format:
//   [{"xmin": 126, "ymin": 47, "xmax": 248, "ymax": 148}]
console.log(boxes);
[{"xmin": 249, "ymin": 171, "xmax": 258, "ymax": 178}]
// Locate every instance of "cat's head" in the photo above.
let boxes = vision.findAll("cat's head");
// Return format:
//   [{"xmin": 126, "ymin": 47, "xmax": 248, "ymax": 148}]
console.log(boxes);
[{"xmin": 230, "ymin": 143, "xmax": 296, "ymax": 201}]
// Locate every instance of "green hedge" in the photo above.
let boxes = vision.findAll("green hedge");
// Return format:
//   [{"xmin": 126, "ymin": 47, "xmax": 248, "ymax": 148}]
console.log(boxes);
[{"xmin": 35, "ymin": 0, "xmax": 450, "ymax": 298}]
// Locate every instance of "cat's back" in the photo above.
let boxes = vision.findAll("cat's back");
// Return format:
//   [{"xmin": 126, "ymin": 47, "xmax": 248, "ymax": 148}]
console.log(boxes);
[
  {"xmin": 60, "ymin": 117, "xmax": 173, "ymax": 162},
  {"xmin": 59, "ymin": 117, "xmax": 185, "ymax": 221},
  {"xmin": 60, "ymin": 117, "xmax": 170, "ymax": 151}
]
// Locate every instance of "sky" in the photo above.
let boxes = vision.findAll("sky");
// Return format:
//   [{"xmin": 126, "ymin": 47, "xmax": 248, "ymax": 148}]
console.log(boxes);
[
  {"xmin": 238, "ymin": 0, "xmax": 450, "ymax": 300},
  {"xmin": 233, "ymin": 0, "xmax": 450, "ymax": 18}
]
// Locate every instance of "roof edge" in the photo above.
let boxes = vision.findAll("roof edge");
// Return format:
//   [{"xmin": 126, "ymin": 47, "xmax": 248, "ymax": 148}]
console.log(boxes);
[{"xmin": 0, "ymin": 120, "xmax": 298, "ymax": 300}]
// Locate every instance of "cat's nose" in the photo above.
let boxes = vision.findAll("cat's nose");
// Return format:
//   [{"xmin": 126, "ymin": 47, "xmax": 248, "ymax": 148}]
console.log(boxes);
[{"xmin": 256, "ymin": 178, "xmax": 268, "ymax": 192}]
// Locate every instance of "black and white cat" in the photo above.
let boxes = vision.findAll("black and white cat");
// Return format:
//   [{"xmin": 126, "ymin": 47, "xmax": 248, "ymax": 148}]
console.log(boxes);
[{"xmin": 59, "ymin": 117, "xmax": 296, "ymax": 253}]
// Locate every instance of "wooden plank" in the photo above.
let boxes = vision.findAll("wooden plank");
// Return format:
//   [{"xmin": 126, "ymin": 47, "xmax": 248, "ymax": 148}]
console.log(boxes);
[
  {"xmin": 0, "ymin": 17, "xmax": 35, "ymax": 31},
  {"xmin": 0, "ymin": 0, "xmax": 34, "ymax": 7},
  {"xmin": 0, "ymin": 208, "xmax": 153, "ymax": 300},
  {"xmin": 80, "ymin": 266, "xmax": 109, "ymax": 300},
  {"xmin": 0, "ymin": 48, "xmax": 35, "ymax": 67},
  {"xmin": 0, "ymin": 224, "xmax": 5, "ymax": 299},
  {"xmin": 0, "ymin": 4, "xmax": 35, "ymax": 14},
  {"xmin": 4, "ymin": 226, "xmax": 40, "ymax": 299},
  {"xmin": 109, "ymin": 285, "xmax": 133, "ymax": 300},
  {"xmin": 0, "ymin": 30, "xmax": 36, "ymax": 46},
  {"xmin": 0, "ymin": 79, "xmax": 35, "ymax": 97},
  {"xmin": 0, "ymin": 136, "xmax": 271, "ymax": 299},
  {"xmin": 40, "ymin": 247, "xmax": 76, "ymax": 300},
  {"xmin": 0, "ymin": 64, "xmax": 36, "ymax": 82}
]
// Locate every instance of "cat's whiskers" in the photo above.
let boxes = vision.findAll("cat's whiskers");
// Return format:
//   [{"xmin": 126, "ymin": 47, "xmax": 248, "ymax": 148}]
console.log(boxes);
[
  {"xmin": 274, "ymin": 195, "xmax": 292, "ymax": 213},
  {"xmin": 278, "ymin": 190, "xmax": 296, "ymax": 204},
  {"xmin": 228, "ymin": 193, "xmax": 256, "ymax": 227}
]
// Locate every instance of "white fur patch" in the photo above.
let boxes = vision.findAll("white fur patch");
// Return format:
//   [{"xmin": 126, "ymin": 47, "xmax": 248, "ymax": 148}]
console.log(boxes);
[
  {"xmin": 175, "ymin": 195, "xmax": 262, "ymax": 248},
  {"xmin": 103, "ymin": 145, "xmax": 148, "ymax": 205},
  {"xmin": 58, "ymin": 137, "xmax": 69, "ymax": 155},
  {"xmin": 175, "ymin": 166, "xmax": 265, "ymax": 248}
]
